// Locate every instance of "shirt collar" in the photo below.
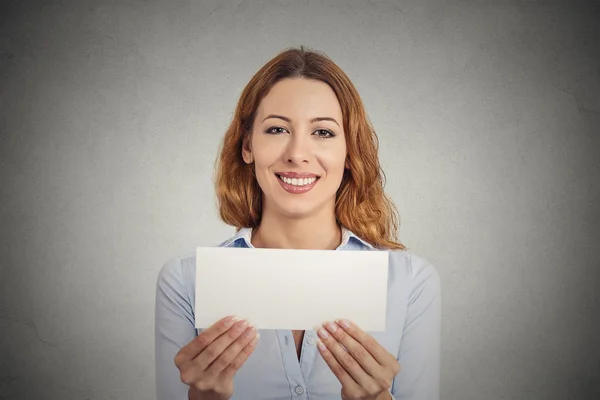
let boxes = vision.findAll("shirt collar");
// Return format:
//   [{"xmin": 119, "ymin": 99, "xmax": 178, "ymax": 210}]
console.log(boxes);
[{"xmin": 219, "ymin": 226, "xmax": 375, "ymax": 250}]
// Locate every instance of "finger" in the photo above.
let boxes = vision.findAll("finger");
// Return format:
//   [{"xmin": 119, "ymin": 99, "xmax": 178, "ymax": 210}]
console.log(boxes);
[
  {"xmin": 317, "ymin": 325, "xmax": 375, "ymax": 390},
  {"xmin": 316, "ymin": 338, "xmax": 362, "ymax": 393},
  {"xmin": 221, "ymin": 331, "xmax": 261, "ymax": 381},
  {"xmin": 195, "ymin": 319, "xmax": 250, "ymax": 371},
  {"xmin": 175, "ymin": 315, "xmax": 238, "ymax": 368},
  {"xmin": 335, "ymin": 319, "xmax": 395, "ymax": 367},
  {"xmin": 323, "ymin": 321, "xmax": 381, "ymax": 379},
  {"xmin": 206, "ymin": 324, "xmax": 259, "ymax": 377}
]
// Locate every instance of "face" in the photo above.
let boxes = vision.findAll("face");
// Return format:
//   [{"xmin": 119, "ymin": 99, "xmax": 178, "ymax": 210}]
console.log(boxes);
[{"xmin": 242, "ymin": 77, "xmax": 347, "ymax": 220}]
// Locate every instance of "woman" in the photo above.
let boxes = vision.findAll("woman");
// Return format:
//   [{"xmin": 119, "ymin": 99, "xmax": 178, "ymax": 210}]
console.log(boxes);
[{"xmin": 155, "ymin": 46, "xmax": 441, "ymax": 400}]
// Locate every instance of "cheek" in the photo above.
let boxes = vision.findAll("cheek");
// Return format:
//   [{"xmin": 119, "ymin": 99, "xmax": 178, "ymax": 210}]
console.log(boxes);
[
  {"xmin": 252, "ymin": 136, "xmax": 284, "ymax": 164},
  {"xmin": 318, "ymin": 146, "xmax": 347, "ymax": 176},
  {"xmin": 252, "ymin": 140, "xmax": 283, "ymax": 187},
  {"xmin": 252, "ymin": 145, "xmax": 275, "ymax": 171}
]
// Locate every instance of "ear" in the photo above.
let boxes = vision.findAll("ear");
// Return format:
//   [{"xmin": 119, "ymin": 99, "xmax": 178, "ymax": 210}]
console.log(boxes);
[
  {"xmin": 242, "ymin": 134, "xmax": 253, "ymax": 164},
  {"xmin": 344, "ymin": 157, "xmax": 350, "ymax": 170}
]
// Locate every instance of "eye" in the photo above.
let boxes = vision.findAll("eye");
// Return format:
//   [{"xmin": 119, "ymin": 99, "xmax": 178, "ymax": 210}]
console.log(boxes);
[
  {"xmin": 264, "ymin": 127, "xmax": 336, "ymax": 138},
  {"xmin": 314, "ymin": 129, "xmax": 336, "ymax": 139},
  {"xmin": 265, "ymin": 126, "xmax": 288, "ymax": 134}
]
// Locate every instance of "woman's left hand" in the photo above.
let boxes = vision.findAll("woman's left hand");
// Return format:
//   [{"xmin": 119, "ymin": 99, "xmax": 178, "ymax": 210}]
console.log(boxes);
[{"xmin": 316, "ymin": 319, "xmax": 400, "ymax": 400}]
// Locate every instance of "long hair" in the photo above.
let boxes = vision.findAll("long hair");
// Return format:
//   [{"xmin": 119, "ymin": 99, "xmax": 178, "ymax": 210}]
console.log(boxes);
[{"xmin": 214, "ymin": 46, "xmax": 406, "ymax": 250}]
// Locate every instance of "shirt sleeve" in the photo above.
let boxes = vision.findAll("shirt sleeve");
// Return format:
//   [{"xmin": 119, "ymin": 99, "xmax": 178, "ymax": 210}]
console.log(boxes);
[
  {"xmin": 155, "ymin": 255, "xmax": 197, "ymax": 400},
  {"xmin": 390, "ymin": 253, "xmax": 442, "ymax": 400}
]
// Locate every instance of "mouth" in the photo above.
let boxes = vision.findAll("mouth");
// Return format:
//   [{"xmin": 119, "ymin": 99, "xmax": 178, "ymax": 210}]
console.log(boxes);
[
  {"xmin": 275, "ymin": 173, "xmax": 320, "ymax": 194},
  {"xmin": 276, "ymin": 174, "xmax": 319, "ymax": 186}
]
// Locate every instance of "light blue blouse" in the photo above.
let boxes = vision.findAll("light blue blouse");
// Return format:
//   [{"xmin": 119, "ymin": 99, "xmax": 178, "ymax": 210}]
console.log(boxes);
[{"xmin": 155, "ymin": 227, "xmax": 441, "ymax": 400}]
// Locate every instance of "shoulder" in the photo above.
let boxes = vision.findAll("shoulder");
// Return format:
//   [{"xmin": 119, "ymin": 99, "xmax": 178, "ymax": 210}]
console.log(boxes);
[
  {"xmin": 158, "ymin": 249, "xmax": 196, "ymax": 278},
  {"xmin": 387, "ymin": 249, "xmax": 438, "ymax": 276},
  {"xmin": 156, "ymin": 232, "xmax": 241, "ymax": 298},
  {"xmin": 387, "ymin": 250, "xmax": 441, "ymax": 299},
  {"xmin": 155, "ymin": 249, "xmax": 197, "ymax": 299}
]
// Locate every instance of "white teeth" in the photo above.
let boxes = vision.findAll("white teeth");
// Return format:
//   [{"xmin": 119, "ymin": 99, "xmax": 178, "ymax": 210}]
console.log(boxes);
[{"xmin": 278, "ymin": 175, "xmax": 317, "ymax": 186}]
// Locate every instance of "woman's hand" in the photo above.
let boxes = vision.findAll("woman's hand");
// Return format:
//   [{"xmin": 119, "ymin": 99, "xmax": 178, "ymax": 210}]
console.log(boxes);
[
  {"xmin": 316, "ymin": 319, "xmax": 400, "ymax": 400},
  {"xmin": 174, "ymin": 316, "xmax": 259, "ymax": 400}
]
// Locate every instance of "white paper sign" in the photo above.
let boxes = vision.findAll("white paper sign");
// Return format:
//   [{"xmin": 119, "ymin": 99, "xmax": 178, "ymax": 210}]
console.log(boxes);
[{"xmin": 195, "ymin": 247, "xmax": 389, "ymax": 331}]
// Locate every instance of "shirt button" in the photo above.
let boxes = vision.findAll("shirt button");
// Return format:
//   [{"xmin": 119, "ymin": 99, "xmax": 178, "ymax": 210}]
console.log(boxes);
[
  {"xmin": 295, "ymin": 385, "xmax": 305, "ymax": 394},
  {"xmin": 307, "ymin": 337, "xmax": 316, "ymax": 345}
]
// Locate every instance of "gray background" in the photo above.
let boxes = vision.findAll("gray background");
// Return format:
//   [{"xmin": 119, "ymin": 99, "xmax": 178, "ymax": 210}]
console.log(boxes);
[{"xmin": 1, "ymin": 0, "xmax": 599, "ymax": 399}]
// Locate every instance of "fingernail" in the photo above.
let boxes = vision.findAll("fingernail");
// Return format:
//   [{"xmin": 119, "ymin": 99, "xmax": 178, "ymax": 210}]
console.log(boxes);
[
  {"xmin": 244, "ymin": 325, "xmax": 257, "ymax": 338},
  {"xmin": 251, "ymin": 333, "xmax": 260, "ymax": 346},
  {"xmin": 336, "ymin": 319, "xmax": 350, "ymax": 329},
  {"xmin": 233, "ymin": 320, "xmax": 248, "ymax": 332},
  {"xmin": 325, "ymin": 322, "xmax": 337, "ymax": 333},
  {"xmin": 318, "ymin": 327, "xmax": 329, "ymax": 339},
  {"xmin": 246, "ymin": 320, "xmax": 259, "ymax": 332}
]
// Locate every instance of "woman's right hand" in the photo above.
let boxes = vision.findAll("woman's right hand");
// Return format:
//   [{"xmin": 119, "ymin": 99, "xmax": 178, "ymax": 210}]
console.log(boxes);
[{"xmin": 174, "ymin": 316, "xmax": 260, "ymax": 400}]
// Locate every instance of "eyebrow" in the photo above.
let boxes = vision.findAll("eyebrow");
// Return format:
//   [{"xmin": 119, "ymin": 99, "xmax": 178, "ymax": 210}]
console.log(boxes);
[{"xmin": 262, "ymin": 114, "xmax": 340, "ymax": 128}]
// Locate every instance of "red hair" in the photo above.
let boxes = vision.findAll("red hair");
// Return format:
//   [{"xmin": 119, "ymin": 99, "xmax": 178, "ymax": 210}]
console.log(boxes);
[{"xmin": 214, "ymin": 46, "xmax": 405, "ymax": 250}]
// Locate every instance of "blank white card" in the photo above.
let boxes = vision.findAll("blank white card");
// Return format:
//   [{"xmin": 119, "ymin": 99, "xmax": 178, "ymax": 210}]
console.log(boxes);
[{"xmin": 195, "ymin": 247, "xmax": 389, "ymax": 331}]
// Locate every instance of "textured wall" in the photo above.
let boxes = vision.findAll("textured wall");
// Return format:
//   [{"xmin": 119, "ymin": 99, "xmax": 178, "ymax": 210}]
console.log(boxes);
[{"xmin": 1, "ymin": 0, "xmax": 598, "ymax": 399}]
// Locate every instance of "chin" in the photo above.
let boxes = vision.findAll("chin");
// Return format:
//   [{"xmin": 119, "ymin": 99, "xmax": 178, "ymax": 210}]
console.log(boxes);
[
  {"xmin": 275, "ymin": 193, "xmax": 339, "ymax": 220},
  {"xmin": 276, "ymin": 203, "xmax": 317, "ymax": 219}
]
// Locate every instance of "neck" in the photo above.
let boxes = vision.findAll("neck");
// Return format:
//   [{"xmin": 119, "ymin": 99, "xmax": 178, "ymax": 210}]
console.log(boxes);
[{"xmin": 251, "ymin": 213, "xmax": 342, "ymax": 250}]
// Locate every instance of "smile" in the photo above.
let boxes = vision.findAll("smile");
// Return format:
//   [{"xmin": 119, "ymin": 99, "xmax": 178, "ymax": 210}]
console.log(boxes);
[{"xmin": 275, "ymin": 173, "xmax": 320, "ymax": 194}]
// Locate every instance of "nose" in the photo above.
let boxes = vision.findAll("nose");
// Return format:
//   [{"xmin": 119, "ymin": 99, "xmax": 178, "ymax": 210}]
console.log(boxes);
[{"xmin": 283, "ymin": 132, "xmax": 310, "ymax": 164}]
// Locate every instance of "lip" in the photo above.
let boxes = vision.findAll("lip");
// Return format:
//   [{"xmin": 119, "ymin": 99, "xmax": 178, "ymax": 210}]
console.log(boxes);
[
  {"xmin": 275, "ymin": 173, "xmax": 319, "ymax": 194},
  {"xmin": 276, "ymin": 171, "xmax": 320, "ymax": 178}
]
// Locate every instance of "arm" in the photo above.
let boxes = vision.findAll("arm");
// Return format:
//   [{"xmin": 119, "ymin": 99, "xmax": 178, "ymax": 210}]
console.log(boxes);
[
  {"xmin": 390, "ymin": 254, "xmax": 442, "ymax": 400},
  {"xmin": 155, "ymin": 255, "xmax": 199, "ymax": 400}
]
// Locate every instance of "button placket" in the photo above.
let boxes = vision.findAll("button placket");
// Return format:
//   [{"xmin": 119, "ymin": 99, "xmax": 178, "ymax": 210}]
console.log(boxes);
[
  {"xmin": 276, "ymin": 330, "xmax": 306, "ymax": 398},
  {"xmin": 299, "ymin": 331, "xmax": 319, "ymax": 389}
]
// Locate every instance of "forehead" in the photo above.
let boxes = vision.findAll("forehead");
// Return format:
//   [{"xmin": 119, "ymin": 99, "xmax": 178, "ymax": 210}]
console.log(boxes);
[{"xmin": 256, "ymin": 78, "xmax": 343, "ymax": 120}]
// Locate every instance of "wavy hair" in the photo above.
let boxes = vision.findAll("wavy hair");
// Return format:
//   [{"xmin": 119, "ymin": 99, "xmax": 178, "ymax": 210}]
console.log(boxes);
[{"xmin": 214, "ymin": 46, "xmax": 406, "ymax": 250}]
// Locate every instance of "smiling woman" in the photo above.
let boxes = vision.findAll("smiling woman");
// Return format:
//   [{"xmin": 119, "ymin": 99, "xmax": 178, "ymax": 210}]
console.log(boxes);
[
  {"xmin": 240, "ymin": 77, "xmax": 348, "ymax": 223},
  {"xmin": 155, "ymin": 46, "xmax": 441, "ymax": 400},
  {"xmin": 214, "ymin": 47, "xmax": 406, "ymax": 250}
]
